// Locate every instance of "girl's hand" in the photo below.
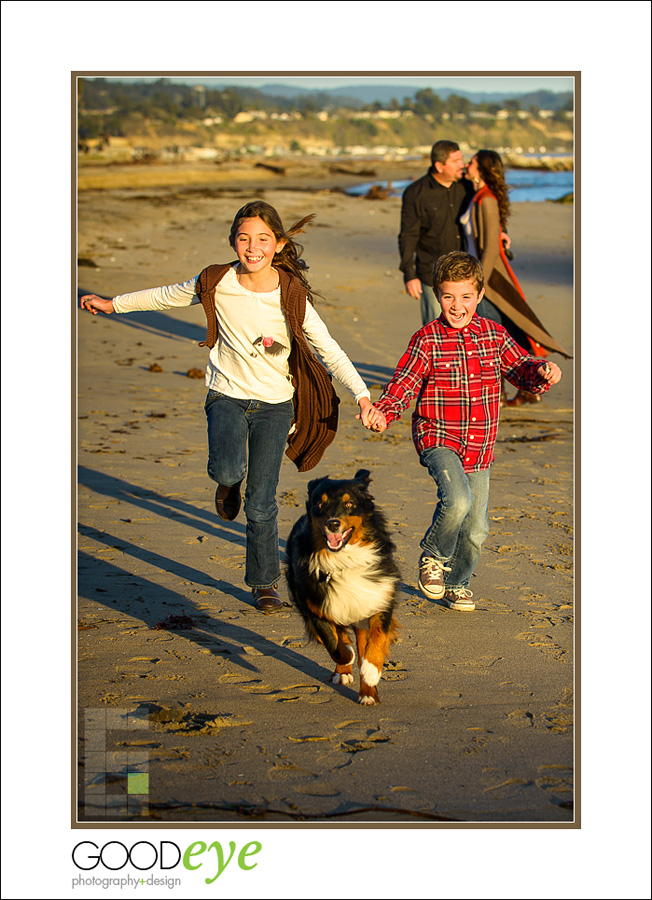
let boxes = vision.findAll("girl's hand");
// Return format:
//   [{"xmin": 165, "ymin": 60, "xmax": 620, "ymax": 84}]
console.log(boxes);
[
  {"xmin": 356, "ymin": 398, "xmax": 388, "ymax": 432},
  {"xmin": 539, "ymin": 362, "xmax": 562, "ymax": 385},
  {"xmin": 80, "ymin": 294, "xmax": 114, "ymax": 315}
]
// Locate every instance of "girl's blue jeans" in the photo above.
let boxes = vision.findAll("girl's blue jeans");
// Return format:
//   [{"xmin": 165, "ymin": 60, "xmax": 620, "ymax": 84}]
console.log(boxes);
[
  {"xmin": 419, "ymin": 446, "xmax": 491, "ymax": 589},
  {"xmin": 204, "ymin": 390, "xmax": 294, "ymax": 590}
]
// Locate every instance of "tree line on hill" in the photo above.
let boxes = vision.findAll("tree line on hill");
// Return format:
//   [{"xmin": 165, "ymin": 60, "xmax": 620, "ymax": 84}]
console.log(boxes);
[{"xmin": 78, "ymin": 79, "xmax": 572, "ymax": 141}]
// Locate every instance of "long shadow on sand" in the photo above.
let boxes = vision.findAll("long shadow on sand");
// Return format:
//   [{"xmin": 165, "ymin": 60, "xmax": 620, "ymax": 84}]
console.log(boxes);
[
  {"xmin": 80, "ymin": 465, "xmax": 253, "ymax": 547},
  {"xmin": 508, "ymin": 246, "xmax": 573, "ymax": 287},
  {"xmin": 78, "ymin": 287, "xmax": 205, "ymax": 344},
  {"xmin": 78, "ymin": 547, "xmax": 345, "ymax": 692},
  {"xmin": 352, "ymin": 361, "xmax": 397, "ymax": 387},
  {"xmin": 78, "ymin": 467, "xmax": 291, "ymax": 552}
]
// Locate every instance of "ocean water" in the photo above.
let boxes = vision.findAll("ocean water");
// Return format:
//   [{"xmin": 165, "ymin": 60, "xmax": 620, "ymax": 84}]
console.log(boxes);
[
  {"xmin": 346, "ymin": 168, "xmax": 574, "ymax": 203},
  {"xmin": 506, "ymin": 168, "xmax": 574, "ymax": 202}
]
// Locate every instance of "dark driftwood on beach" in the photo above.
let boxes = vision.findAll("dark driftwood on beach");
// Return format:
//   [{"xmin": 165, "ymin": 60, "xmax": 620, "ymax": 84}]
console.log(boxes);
[{"xmin": 254, "ymin": 162, "xmax": 286, "ymax": 175}]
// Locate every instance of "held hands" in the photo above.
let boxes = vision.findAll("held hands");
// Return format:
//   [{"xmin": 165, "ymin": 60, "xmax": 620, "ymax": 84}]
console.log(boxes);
[
  {"xmin": 538, "ymin": 362, "xmax": 562, "ymax": 385},
  {"xmin": 80, "ymin": 294, "xmax": 114, "ymax": 315},
  {"xmin": 356, "ymin": 398, "xmax": 388, "ymax": 433}
]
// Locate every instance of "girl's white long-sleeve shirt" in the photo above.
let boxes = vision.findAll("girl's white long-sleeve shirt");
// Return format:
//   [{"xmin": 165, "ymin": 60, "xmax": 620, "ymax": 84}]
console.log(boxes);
[{"xmin": 112, "ymin": 265, "xmax": 370, "ymax": 405}]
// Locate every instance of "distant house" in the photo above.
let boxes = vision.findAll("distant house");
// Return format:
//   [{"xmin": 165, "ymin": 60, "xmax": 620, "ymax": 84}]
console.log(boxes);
[{"xmin": 233, "ymin": 110, "xmax": 269, "ymax": 124}]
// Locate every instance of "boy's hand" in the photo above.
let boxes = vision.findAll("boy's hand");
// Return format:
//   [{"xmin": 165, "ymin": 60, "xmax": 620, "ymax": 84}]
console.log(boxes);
[
  {"xmin": 538, "ymin": 362, "xmax": 562, "ymax": 385},
  {"xmin": 356, "ymin": 399, "xmax": 388, "ymax": 433},
  {"xmin": 80, "ymin": 294, "xmax": 114, "ymax": 315}
]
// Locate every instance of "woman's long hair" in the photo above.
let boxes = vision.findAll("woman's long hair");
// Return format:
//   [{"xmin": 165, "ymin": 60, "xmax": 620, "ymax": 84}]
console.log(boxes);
[
  {"xmin": 229, "ymin": 200, "xmax": 320, "ymax": 300},
  {"xmin": 476, "ymin": 150, "xmax": 510, "ymax": 226}
]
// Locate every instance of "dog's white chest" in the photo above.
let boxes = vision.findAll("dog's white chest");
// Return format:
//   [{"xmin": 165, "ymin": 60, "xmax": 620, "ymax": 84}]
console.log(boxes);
[{"xmin": 308, "ymin": 543, "xmax": 396, "ymax": 625}]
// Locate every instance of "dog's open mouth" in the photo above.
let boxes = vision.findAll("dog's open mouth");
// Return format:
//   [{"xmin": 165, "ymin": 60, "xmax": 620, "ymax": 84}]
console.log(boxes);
[{"xmin": 324, "ymin": 527, "xmax": 353, "ymax": 552}]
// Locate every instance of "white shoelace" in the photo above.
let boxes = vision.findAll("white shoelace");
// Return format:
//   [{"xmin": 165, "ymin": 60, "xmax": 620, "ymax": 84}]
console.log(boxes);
[
  {"xmin": 421, "ymin": 557, "xmax": 452, "ymax": 577},
  {"xmin": 448, "ymin": 587, "xmax": 473, "ymax": 600}
]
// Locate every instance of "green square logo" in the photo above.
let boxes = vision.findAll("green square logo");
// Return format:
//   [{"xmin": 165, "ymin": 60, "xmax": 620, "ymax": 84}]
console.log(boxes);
[{"xmin": 127, "ymin": 773, "xmax": 149, "ymax": 795}]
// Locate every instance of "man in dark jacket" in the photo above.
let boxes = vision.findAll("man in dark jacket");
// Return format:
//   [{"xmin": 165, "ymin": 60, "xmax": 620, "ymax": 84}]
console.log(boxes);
[{"xmin": 399, "ymin": 140, "xmax": 473, "ymax": 325}]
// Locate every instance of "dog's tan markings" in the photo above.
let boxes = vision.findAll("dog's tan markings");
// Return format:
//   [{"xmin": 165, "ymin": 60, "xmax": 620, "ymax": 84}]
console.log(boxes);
[
  {"xmin": 342, "ymin": 493, "xmax": 350, "ymax": 503},
  {"xmin": 331, "ymin": 631, "xmax": 355, "ymax": 685},
  {"xmin": 306, "ymin": 597, "xmax": 328, "ymax": 620},
  {"xmin": 355, "ymin": 626, "xmax": 368, "ymax": 664},
  {"xmin": 342, "ymin": 515, "xmax": 364, "ymax": 542},
  {"xmin": 321, "ymin": 493, "xmax": 329, "ymax": 503},
  {"xmin": 358, "ymin": 681, "xmax": 380, "ymax": 705},
  {"xmin": 365, "ymin": 615, "xmax": 393, "ymax": 669},
  {"xmin": 333, "ymin": 626, "xmax": 355, "ymax": 666},
  {"xmin": 356, "ymin": 613, "xmax": 397, "ymax": 701}
]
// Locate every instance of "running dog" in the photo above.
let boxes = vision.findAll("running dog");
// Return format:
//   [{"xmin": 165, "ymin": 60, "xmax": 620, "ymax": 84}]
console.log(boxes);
[{"xmin": 285, "ymin": 469, "xmax": 400, "ymax": 705}]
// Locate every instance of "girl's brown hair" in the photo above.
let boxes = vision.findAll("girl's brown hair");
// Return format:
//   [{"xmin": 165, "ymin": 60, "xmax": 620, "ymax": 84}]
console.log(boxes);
[
  {"xmin": 229, "ymin": 200, "xmax": 319, "ymax": 300},
  {"xmin": 476, "ymin": 150, "xmax": 511, "ymax": 226}
]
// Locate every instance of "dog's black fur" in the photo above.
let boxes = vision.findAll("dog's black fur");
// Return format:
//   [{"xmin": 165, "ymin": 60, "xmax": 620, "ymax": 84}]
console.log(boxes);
[{"xmin": 285, "ymin": 469, "xmax": 400, "ymax": 705}]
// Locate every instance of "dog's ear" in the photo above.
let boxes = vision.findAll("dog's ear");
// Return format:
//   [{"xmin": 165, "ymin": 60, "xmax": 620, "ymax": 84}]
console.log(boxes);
[
  {"xmin": 354, "ymin": 469, "xmax": 372, "ymax": 487},
  {"xmin": 307, "ymin": 476, "xmax": 327, "ymax": 501}
]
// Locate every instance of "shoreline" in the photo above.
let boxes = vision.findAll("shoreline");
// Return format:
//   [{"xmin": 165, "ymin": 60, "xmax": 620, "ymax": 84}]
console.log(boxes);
[{"xmin": 77, "ymin": 154, "xmax": 573, "ymax": 193}]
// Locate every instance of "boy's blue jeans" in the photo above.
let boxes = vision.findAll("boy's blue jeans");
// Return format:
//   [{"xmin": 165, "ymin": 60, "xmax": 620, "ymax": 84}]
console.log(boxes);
[
  {"xmin": 204, "ymin": 390, "xmax": 294, "ymax": 590},
  {"xmin": 419, "ymin": 446, "xmax": 491, "ymax": 589}
]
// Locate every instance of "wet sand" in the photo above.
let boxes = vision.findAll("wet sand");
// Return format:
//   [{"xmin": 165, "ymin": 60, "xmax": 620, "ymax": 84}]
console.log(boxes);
[{"xmin": 77, "ymin": 177, "xmax": 574, "ymax": 823}]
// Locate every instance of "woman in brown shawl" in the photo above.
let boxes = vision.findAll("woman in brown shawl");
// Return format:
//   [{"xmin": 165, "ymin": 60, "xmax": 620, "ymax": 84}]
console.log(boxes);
[{"xmin": 465, "ymin": 150, "xmax": 570, "ymax": 406}]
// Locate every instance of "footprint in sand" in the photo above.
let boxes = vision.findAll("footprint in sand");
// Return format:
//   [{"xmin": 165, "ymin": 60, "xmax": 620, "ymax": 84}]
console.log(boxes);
[
  {"xmin": 514, "ymin": 631, "xmax": 566, "ymax": 662},
  {"xmin": 481, "ymin": 777, "xmax": 532, "ymax": 800},
  {"xmin": 267, "ymin": 762, "xmax": 320, "ymax": 783},
  {"xmin": 115, "ymin": 658, "xmax": 161, "ymax": 678},
  {"xmin": 536, "ymin": 764, "xmax": 574, "ymax": 809}
]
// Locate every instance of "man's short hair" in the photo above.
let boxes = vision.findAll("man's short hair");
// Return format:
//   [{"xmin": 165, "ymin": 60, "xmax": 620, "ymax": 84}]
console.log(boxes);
[
  {"xmin": 433, "ymin": 251, "xmax": 485, "ymax": 294},
  {"xmin": 431, "ymin": 140, "xmax": 460, "ymax": 167}
]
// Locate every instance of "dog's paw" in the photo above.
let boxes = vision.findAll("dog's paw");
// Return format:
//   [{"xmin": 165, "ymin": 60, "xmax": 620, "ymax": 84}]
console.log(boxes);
[
  {"xmin": 360, "ymin": 657, "xmax": 381, "ymax": 687},
  {"xmin": 358, "ymin": 694, "xmax": 378, "ymax": 706},
  {"xmin": 331, "ymin": 671, "xmax": 354, "ymax": 686}
]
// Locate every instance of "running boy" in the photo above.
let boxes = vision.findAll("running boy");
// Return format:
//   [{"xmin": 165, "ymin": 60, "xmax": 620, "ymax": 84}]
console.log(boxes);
[{"xmin": 368, "ymin": 251, "xmax": 562, "ymax": 611}]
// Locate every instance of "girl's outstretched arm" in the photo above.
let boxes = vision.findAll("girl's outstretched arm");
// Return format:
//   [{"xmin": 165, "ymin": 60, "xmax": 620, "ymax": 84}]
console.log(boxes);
[{"xmin": 80, "ymin": 294, "xmax": 114, "ymax": 315}]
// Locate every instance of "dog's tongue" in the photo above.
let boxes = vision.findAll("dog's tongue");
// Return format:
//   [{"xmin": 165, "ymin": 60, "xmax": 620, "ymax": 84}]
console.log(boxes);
[{"xmin": 326, "ymin": 529, "xmax": 351, "ymax": 551}]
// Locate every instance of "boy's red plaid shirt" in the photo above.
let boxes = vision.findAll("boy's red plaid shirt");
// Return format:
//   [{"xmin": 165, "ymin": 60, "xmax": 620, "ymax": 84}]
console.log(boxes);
[{"xmin": 375, "ymin": 314, "xmax": 548, "ymax": 473}]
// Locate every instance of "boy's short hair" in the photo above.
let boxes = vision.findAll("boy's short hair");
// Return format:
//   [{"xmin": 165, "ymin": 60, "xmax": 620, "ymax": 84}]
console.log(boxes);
[
  {"xmin": 433, "ymin": 251, "xmax": 485, "ymax": 294},
  {"xmin": 430, "ymin": 140, "xmax": 460, "ymax": 167}
]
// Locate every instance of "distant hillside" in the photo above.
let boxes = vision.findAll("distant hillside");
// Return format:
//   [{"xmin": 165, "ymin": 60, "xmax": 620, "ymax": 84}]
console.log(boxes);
[
  {"xmin": 257, "ymin": 83, "xmax": 573, "ymax": 111},
  {"xmin": 78, "ymin": 78, "xmax": 574, "ymax": 158}
]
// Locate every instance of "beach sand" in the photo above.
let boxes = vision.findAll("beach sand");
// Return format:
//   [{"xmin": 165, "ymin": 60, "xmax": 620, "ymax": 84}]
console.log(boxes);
[{"xmin": 77, "ymin": 171, "xmax": 574, "ymax": 824}]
